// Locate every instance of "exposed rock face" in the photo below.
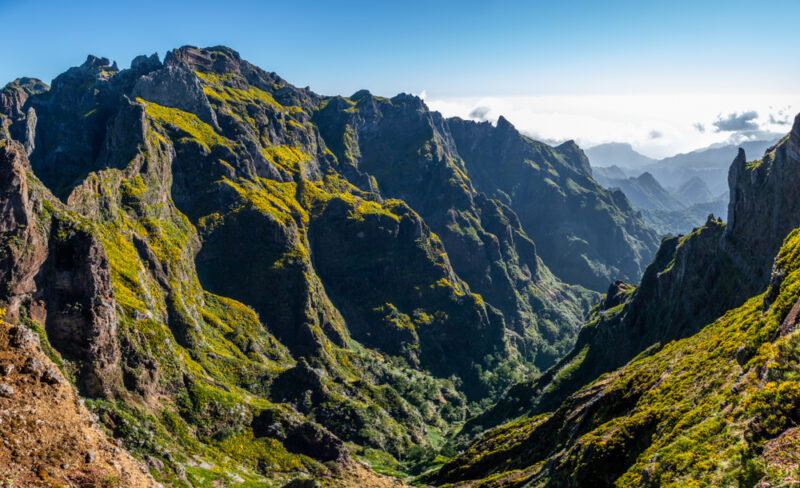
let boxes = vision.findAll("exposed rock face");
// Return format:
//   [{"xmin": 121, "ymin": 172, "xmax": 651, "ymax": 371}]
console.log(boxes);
[
  {"xmin": 36, "ymin": 223, "xmax": 121, "ymax": 398},
  {"xmin": 0, "ymin": 143, "xmax": 49, "ymax": 321},
  {"xmin": 0, "ymin": 316, "xmax": 159, "ymax": 487},
  {"xmin": 0, "ymin": 143, "xmax": 121, "ymax": 398},
  {"xmin": 727, "ymin": 117, "xmax": 800, "ymax": 287},
  {"xmin": 0, "ymin": 78, "xmax": 47, "ymax": 153},
  {"xmin": 131, "ymin": 64, "xmax": 220, "ymax": 130}
]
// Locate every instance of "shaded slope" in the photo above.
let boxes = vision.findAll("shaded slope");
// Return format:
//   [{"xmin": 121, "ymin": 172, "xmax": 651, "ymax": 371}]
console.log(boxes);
[{"xmin": 447, "ymin": 117, "xmax": 660, "ymax": 291}]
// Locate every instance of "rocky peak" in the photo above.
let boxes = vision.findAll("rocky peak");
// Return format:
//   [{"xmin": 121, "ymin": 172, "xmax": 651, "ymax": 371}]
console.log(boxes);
[
  {"xmin": 791, "ymin": 112, "xmax": 800, "ymax": 153},
  {"xmin": 81, "ymin": 54, "xmax": 113, "ymax": 70},
  {"xmin": 1, "ymin": 78, "xmax": 46, "ymax": 125},
  {"xmin": 555, "ymin": 139, "xmax": 592, "ymax": 176},
  {"xmin": 495, "ymin": 114, "xmax": 515, "ymax": 132},
  {"xmin": 165, "ymin": 45, "xmax": 242, "ymax": 74},
  {"xmin": 130, "ymin": 52, "xmax": 162, "ymax": 73},
  {"xmin": 391, "ymin": 92, "xmax": 426, "ymax": 111},
  {"xmin": 350, "ymin": 89, "xmax": 372, "ymax": 100}
]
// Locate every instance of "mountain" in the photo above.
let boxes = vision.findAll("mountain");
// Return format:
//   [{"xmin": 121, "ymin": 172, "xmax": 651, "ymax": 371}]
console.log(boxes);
[
  {"xmin": 444, "ymin": 117, "xmax": 660, "ymax": 291},
  {"xmin": 591, "ymin": 164, "xmax": 630, "ymax": 181},
  {"xmin": 638, "ymin": 198, "xmax": 728, "ymax": 235},
  {"xmin": 675, "ymin": 176, "xmax": 715, "ymax": 205},
  {"xmin": 649, "ymin": 139, "xmax": 780, "ymax": 195},
  {"xmin": 593, "ymin": 171, "xmax": 685, "ymax": 211},
  {"xmin": 0, "ymin": 45, "xmax": 668, "ymax": 485},
  {"xmin": 585, "ymin": 142, "xmax": 657, "ymax": 169},
  {"xmin": 592, "ymin": 170, "xmax": 723, "ymax": 236},
  {"xmin": 429, "ymin": 115, "xmax": 800, "ymax": 487}
]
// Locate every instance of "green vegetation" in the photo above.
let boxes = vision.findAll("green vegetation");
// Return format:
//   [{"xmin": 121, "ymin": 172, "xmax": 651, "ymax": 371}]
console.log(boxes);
[{"xmin": 139, "ymin": 97, "xmax": 229, "ymax": 151}]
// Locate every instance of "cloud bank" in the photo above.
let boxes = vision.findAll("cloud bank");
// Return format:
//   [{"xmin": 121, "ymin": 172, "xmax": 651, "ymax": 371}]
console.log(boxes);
[{"xmin": 422, "ymin": 94, "xmax": 799, "ymax": 158}]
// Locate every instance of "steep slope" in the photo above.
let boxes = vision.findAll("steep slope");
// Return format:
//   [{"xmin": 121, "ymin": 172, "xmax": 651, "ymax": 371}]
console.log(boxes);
[
  {"xmin": 312, "ymin": 92, "xmax": 596, "ymax": 371},
  {"xmin": 447, "ymin": 117, "xmax": 660, "ymax": 291},
  {"xmin": 0, "ymin": 45, "xmax": 609, "ymax": 485},
  {"xmin": 0, "ymin": 309, "xmax": 159, "ymax": 487},
  {"xmin": 594, "ymin": 172, "xmax": 685, "ymax": 211},
  {"xmin": 432, "ymin": 222, "xmax": 800, "ymax": 487},
  {"xmin": 454, "ymin": 115, "xmax": 800, "ymax": 449}
]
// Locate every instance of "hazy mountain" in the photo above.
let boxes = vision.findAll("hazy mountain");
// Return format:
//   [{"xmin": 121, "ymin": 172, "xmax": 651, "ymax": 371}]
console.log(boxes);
[
  {"xmin": 585, "ymin": 142, "xmax": 657, "ymax": 169},
  {"xmin": 591, "ymin": 164, "xmax": 631, "ymax": 181},
  {"xmin": 594, "ymin": 171, "xmax": 684, "ymax": 211},
  {"xmin": 649, "ymin": 139, "xmax": 780, "ymax": 195},
  {"xmin": 675, "ymin": 175, "xmax": 715, "ymax": 205},
  {"xmin": 639, "ymin": 198, "xmax": 728, "ymax": 235}
]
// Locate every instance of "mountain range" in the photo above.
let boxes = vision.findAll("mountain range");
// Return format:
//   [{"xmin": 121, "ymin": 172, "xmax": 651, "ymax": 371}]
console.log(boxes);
[
  {"xmin": 588, "ymin": 138, "xmax": 779, "ymax": 196},
  {"xmin": 0, "ymin": 46, "xmax": 658, "ymax": 486},
  {"xmin": 592, "ymin": 167, "xmax": 728, "ymax": 236},
  {"xmin": 1, "ymin": 44, "xmax": 799, "ymax": 488}
]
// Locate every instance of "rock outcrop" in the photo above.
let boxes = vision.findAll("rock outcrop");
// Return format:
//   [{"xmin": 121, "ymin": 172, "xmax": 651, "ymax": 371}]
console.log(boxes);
[{"xmin": 0, "ymin": 313, "xmax": 159, "ymax": 487}]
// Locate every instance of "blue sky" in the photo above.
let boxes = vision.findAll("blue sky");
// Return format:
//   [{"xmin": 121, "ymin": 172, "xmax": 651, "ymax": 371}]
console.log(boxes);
[{"xmin": 1, "ymin": 0, "xmax": 798, "ymax": 156}]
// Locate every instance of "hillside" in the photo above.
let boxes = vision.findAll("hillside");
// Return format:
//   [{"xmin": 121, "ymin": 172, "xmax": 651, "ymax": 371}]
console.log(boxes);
[
  {"xmin": 0, "ymin": 309, "xmax": 160, "ymax": 487},
  {"xmin": 429, "ymin": 114, "xmax": 800, "ymax": 487}
]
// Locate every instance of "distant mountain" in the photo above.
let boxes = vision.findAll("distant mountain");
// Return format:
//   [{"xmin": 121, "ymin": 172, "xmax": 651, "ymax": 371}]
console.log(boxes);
[
  {"xmin": 593, "ymin": 170, "xmax": 729, "ymax": 236},
  {"xmin": 591, "ymin": 164, "xmax": 630, "ymax": 181},
  {"xmin": 649, "ymin": 139, "xmax": 780, "ymax": 195},
  {"xmin": 639, "ymin": 198, "xmax": 728, "ymax": 235},
  {"xmin": 594, "ymin": 171, "xmax": 684, "ymax": 211},
  {"xmin": 590, "ymin": 139, "xmax": 781, "ymax": 236},
  {"xmin": 585, "ymin": 142, "xmax": 656, "ymax": 169},
  {"xmin": 675, "ymin": 176, "xmax": 715, "ymax": 205}
]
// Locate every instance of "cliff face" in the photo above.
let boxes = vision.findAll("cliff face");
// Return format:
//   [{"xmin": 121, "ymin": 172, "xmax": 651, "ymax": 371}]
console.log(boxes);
[
  {"xmin": 0, "ymin": 45, "xmax": 657, "ymax": 484},
  {"xmin": 431, "ymin": 115, "xmax": 800, "ymax": 487}
]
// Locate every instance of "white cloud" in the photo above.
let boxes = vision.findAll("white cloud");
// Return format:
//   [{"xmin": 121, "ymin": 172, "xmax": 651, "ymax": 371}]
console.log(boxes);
[{"xmin": 425, "ymin": 94, "xmax": 800, "ymax": 158}]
